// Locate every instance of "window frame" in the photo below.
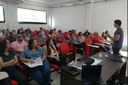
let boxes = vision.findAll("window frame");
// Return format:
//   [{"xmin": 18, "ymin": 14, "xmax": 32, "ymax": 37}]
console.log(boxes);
[
  {"xmin": 0, "ymin": 5, "xmax": 5, "ymax": 23},
  {"xmin": 17, "ymin": 7, "xmax": 47, "ymax": 24}
]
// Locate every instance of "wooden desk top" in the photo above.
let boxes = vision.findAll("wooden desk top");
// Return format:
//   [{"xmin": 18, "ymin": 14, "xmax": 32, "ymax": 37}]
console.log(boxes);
[{"xmin": 62, "ymin": 52, "xmax": 127, "ymax": 83}]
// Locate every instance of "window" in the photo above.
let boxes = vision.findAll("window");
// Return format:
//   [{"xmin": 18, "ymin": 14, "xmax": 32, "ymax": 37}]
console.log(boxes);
[
  {"xmin": 0, "ymin": 5, "xmax": 5, "ymax": 23},
  {"xmin": 17, "ymin": 8, "xmax": 47, "ymax": 24}
]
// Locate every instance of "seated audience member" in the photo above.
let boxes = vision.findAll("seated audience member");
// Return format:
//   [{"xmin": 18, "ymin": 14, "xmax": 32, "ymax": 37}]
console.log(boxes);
[
  {"xmin": 22, "ymin": 32, "xmax": 29, "ymax": 43},
  {"xmin": 20, "ymin": 38, "xmax": 51, "ymax": 85},
  {"xmin": 63, "ymin": 32, "xmax": 70, "ymax": 42},
  {"xmin": 101, "ymin": 32, "xmax": 107, "ymax": 40},
  {"xmin": 11, "ymin": 34, "xmax": 27, "ymax": 56},
  {"xmin": 24, "ymin": 29, "xmax": 31, "ymax": 39},
  {"xmin": 93, "ymin": 32, "xmax": 110, "ymax": 52},
  {"xmin": 72, "ymin": 30, "xmax": 78, "ymax": 37},
  {"xmin": 69, "ymin": 33, "xmax": 79, "ymax": 44},
  {"xmin": 1, "ymin": 29, "xmax": 7, "ymax": 40},
  {"xmin": 78, "ymin": 32, "xmax": 86, "ymax": 43},
  {"xmin": 69, "ymin": 33, "xmax": 84, "ymax": 51},
  {"xmin": 102, "ymin": 32, "xmax": 112, "ymax": 44},
  {"xmin": 35, "ymin": 31, "xmax": 45, "ymax": 46},
  {"xmin": 105, "ymin": 30, "xmax": 112, "ymax": 43},
  {"xmin": 6, "ymin": 28, "xmax": 10, "ymax": 36},
  {"xmin": 0, "ymin": 29, "xmax": 3, "ymax": 37},
  {"xmin": 93, "ymin": 32, "xmax": 105, "ymax": 44},
  {"xmin": 53, "ymin": 28, "xmax": 57, "ymax": 35},
  {"xmin": 84, "ymin": 29, "xmax": 91, "ymax": 39},
  {"xmin": 46, "ymin": 38, "xmax": 66, "ymax": 67},
  {"xmin": 49, "ymin": 29, "xmax": 56, "ymax": 38},
  {"xmin": 57, "ymin": 30, "xmax": 66, "ymax": 42},
  {"xmin": 17, "ymin": 29, "xmax": 23, "ymax": 34},
  {"xmin": 40, "ymin": 27, "xmax": 46, "ymax": 38},
  {"xmin": 20, "ymin": 28, "xmax": 24, "ymax": 33},
  {"xmin": 27, "ymin": 28, "xmax": 32, "ymax": 36},
  {"xmin": 6, "ymin": 30, "xmax": 16, "ymax": 43},
  {"xmin": 0, "ymin": 40, "xmax": 27, "ymax": 85}
]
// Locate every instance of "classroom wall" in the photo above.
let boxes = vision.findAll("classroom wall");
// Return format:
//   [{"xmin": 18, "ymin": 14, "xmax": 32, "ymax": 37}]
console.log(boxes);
[
  {"xmin": 91, "ymin": 0, "xmax": 127, "ymax": 50},
  {"xmin": 51, "ymin": 4, "xmax": 88, "ymax": 31},
  {"xmin": 0, "ymin": 1, "xmax": 51, "ymax": 31},
  {"xmin": 51, "ymin": 0, "xmax": 127, "ymax": 49}
]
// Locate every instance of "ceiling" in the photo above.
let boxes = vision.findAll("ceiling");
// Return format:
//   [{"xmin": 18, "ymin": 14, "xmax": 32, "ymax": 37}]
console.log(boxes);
[{"xmin": 1, "ymin": 0, "xmax": 116, "ymax": 7}]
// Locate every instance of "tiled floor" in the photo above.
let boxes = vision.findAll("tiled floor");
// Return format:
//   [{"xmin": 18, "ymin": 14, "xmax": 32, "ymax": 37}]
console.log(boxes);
[{"xmin": 29, "ymin": 71, "xmax": 60, "ymax": 85}]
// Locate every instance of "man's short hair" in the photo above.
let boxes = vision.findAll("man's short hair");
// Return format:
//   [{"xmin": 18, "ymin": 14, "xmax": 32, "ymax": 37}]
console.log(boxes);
[
  {"xmin": 114, "ymin": 19, "xmax": 122, "ymax": 26},
  {"xmin": 36, "ymin": 31, "xmax": 41, "ymax": 35}
]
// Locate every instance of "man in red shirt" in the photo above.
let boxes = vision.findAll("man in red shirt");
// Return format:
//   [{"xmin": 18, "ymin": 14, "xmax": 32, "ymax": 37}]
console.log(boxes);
[{"xmin": 93, "ymin": 32, "xmax": 110, "ymax": 52}]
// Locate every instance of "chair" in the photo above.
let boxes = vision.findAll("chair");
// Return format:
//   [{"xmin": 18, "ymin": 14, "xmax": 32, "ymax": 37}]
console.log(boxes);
[
  {"xmin": 32, "ymin": 30, "xmax": 38, "ymax": 37},
  {"xmin": 69, "ymin": 43, "xmax": 83, "ymax": 55},
  {"xmin": 85, "ymin": 39, "xmax": 100, "ymax": 57},
  {"xmin": 0, "ymin": 71, "xmax": 18, "ymax": 85},
  {"xmin": 51, "ymin": 64, "xmax": 60, "ymax": 73},
  {"xmin": 12, "ymin": 80, "xmax": 18, "ymax": 85},
  {"xmin": 59, "ymin": 42, "xmax": 76, "ymax": 63},
  {"xmin": 45, "ymin": 29, "xmax": 50, "ymax": 37},
  {"xmin": 115, "ymin": 75, "xmax": 128, "ymax": 85}
]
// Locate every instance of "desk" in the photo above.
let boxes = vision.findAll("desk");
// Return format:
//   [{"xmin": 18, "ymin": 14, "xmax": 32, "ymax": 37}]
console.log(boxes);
[
  {"xmin": 60, "ymin": 52, "xmax": 127, "ymax": 85},
  {"xmin": 0, "ymin": 72, "xmax": 9, "ymax": 80}
]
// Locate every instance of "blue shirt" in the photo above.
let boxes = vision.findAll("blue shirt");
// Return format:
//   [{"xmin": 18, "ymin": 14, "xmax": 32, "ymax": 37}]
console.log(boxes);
[
  {"xmin": 20, "ymin": 47, "xmax": 45, "ymax": 59},
  {"xmin": 113, "ymin": 27, "xmax": 124, "ymax": 48}
]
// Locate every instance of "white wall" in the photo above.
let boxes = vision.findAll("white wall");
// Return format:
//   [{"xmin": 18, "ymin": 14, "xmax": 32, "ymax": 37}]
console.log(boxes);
[
  {"xmin": 0, "ymin": 1, "xmax": 51, "ymax": 31},
  {"xmin": 52, "ymin": 0, "xmax": 127, "ymax": 49},
  {"xmin": 91, "ymin": 0, "xmax": 127, "ymax": 48},
  {"xmin": 51, "ymin": 4, "xmax": 87, "ymax": 32}
]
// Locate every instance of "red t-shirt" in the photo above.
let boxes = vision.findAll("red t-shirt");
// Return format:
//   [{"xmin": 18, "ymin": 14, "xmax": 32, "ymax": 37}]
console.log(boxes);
[{"xmin": 93, "ymin": 35, "xmax": 104, "ymax": 44}]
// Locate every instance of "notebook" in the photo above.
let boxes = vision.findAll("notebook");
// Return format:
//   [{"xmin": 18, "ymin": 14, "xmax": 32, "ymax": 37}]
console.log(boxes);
[{"xmin": 24, "ymin": 57, "xmax": 43, "ymax": 68}]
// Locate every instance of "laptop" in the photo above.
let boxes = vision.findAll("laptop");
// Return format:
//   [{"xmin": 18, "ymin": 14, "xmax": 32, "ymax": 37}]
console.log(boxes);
[{"xmin": 81, "ymin": 65, "xmax": 106, "ymax": 85}]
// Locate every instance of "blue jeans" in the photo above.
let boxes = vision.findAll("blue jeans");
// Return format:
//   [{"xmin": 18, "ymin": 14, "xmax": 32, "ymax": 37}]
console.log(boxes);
[
  {"xmin": 101, "ymin": 45, "xmax": 110, "ymax": 52},
  {"xmin": 112, "ymin": 47, "xmax": 121, "ymax": 55},
  {"xmin": 29, "ymin": 59, "xmax": 51, "ymax": 85}
]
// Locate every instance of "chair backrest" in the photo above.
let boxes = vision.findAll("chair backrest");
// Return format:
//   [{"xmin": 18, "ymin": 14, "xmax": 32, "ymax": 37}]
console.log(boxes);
[
  {"xmin": 88, "ymin": 34, "xmax": 93, "ymax": 41},
  {"xmin": 43, "ymin": 40, "xmax": 46, "ymax": 46},
  {"xmin": 12, "ymin": 80, "xmax": 18, "ymax": 85},
  {"xmin": 59, "ymin": 42, "xmax": 70, "ymax": 54},
  {"xmin": 85, "ymin": 39, "xmax": 92, "ymax": 45},
  {"xmin": 32, "ymin": 30, "xmax": 38, "ymax": 37}
]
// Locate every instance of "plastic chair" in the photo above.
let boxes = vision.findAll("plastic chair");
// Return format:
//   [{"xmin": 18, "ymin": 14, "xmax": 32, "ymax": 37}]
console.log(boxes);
[{"xmin": 59, "ymin": 42, "xmax": 76, "ymax": 63}]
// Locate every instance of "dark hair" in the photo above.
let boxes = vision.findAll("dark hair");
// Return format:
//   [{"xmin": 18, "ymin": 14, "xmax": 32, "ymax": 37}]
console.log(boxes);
[
  {"xmin": 40, "ymin": 27, "xmax": 43, "ymax": 30},
  {"xmin": 114, "ymin": 19, "xmax": 122, "ymax": 26},
  {"xmin": 0, "ymin": 39, "xmax": 7, "ymax": 53},
  {"xmin": 78, "ymin": 32, "xmax": 82, "ymax": 36},
  {"xmin": 36, "ymin": 31, "xmax": 41, "ymax": 35},
  {"xmin": 17, "ymin": 29, "xmax": 22, "ymax": 34},
  {"xmin": 105, "ymin": 30, "xmax": 108, "ymax": 34},
  {"xmin": 101, "ymin": 32, "xmax": 106, "ymax": 39},
  {"xmin": 49, "ymin": 29, "xmax": 54, "ymax": 35},
  {"xmin": 46, "ymin": 37, "xmax": 53, "ymax": 55},
  {"xmin": 28, "ymin": 38, "xmax": 36, "ymax": 50}
]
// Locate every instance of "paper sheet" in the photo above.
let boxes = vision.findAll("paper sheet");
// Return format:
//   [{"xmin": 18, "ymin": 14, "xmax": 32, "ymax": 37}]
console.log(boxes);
[
  {"xmin": 91, "ymin": 58, "xmax": 103, "ymax": 65},
  {"xmin": 24, "ymin": 57, "xmax": 43, "ymax": 68}
]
